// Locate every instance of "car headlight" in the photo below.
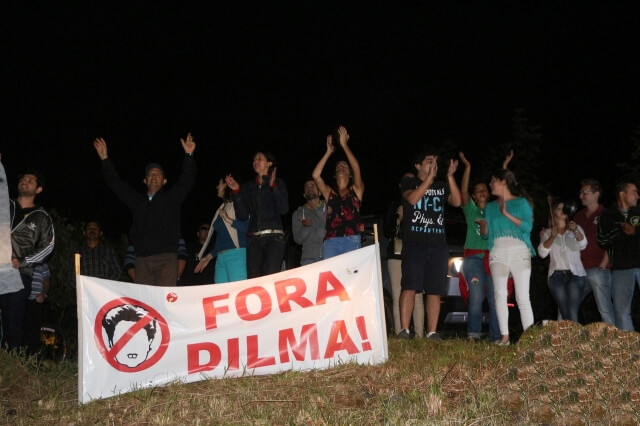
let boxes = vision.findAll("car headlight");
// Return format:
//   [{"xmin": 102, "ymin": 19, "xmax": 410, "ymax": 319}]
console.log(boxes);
[{"xmin": 448, "ymin": 256, "xmax": 463, "ymax": 276}]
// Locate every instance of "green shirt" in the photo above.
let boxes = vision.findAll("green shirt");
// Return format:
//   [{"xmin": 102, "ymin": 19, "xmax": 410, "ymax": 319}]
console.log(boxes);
[{"xmin": 462, "ymin": 201, "xmax": 488, "ymax": 251}]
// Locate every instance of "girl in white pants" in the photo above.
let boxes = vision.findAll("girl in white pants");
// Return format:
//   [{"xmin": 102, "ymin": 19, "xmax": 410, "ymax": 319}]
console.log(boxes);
[
  {"xmin": 489, "ymin": 239, "xmax": 534, "ymax": 339},
  {"xmin": 479, "ymin": 167, "xmax": 536, "ymax": 345}
]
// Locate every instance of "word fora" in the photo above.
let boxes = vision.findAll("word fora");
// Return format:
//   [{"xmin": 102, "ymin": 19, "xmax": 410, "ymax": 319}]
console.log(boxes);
[
  {"xmin": 186, "ymin": 315, "xmax": 372, "ymax": 374},
  {"xmin": 201, "ymin": 271, "xmax": 351, "ymax": 329}
]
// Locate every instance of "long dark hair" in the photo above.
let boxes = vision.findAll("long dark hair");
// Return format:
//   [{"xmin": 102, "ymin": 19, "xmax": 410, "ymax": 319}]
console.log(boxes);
[
  {"xmin": 491, "ymin": 168, "xmax": 534, "ymax": 210},
  {"xmin": 254, "ymin": 151, "xmax": 277, "ymax": 174}
]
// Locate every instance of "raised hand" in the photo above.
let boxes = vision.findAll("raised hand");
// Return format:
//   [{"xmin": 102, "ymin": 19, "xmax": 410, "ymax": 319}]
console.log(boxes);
[
  {"xmin": 225, "ymin": 174, "xmax": 239, "ymax": 191},
  {"xmin": 181, "ymin": 132, "xmax": 196, "ymax": 154},
  {"xmin": 458, "ymin": 151, "xmax": 470, "ymax": 167},
  {"xmin": 337, "ymin": 126, "xmax": 349, "ymax": 147},
  {"xmin": 502, "ymin": 149, "xmax": 514, "ymax": 169},
  {"xmin": 447, "ymin": 158, "xmax": 459, "ymax": 176},
  {"xmin": 93, "ymin": 137, "xmax": 108, "ymax": 160},
  {"xmin": 427, "ymin": 156, "xmax": 438, "ymax": 180},
  {"xmin": 325, "ymin": 135, "xmax": 335, "ymax": 154}
]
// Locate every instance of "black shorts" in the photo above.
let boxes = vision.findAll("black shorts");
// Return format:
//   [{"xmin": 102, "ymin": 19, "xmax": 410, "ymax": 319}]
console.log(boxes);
[{"xmin": 400, "ymin": 240, "xmax": 449, "ymax": 295}]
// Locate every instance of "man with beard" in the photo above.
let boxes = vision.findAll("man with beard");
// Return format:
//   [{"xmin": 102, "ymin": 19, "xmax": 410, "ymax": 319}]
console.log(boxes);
[
  {"xmin": 1, "ymin": 164, "xmax": 55, "ymax": 352},
  {"xmin": 78, "ymin": 220, "xmax": 122, "ymax": 281},
  {"xmin": 292, "ymin": 180, "xmax": 326, "ymax": 266}
]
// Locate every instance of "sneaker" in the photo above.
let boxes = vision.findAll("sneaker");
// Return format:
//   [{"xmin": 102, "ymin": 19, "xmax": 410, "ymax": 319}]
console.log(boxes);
[
  {"xmin": 492, "ymin": 339, "xmax": 510, "ymax": 346},
  {"xmin": 397, "ymin": 329, "xmax": 414, "ymax": 340},
  {"xmin": 426, "ymin": 332, "xmax": 443, "ymax": 341},
  {"xmin": 467, "ymin": 336, "xmax": 481, "ymax": 342}
]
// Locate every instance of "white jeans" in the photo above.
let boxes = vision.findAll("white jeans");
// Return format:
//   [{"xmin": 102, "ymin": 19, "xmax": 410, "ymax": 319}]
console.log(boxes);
[{"xmin": 489, "ymin": 237, "xmax": 534, "ymax": 336}]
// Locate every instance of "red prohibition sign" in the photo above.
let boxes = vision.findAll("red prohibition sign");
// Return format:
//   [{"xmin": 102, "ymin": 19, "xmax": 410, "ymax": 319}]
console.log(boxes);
[{"xmin": 94, "ymin": 297, "xmax": 171, "ymax": 372}]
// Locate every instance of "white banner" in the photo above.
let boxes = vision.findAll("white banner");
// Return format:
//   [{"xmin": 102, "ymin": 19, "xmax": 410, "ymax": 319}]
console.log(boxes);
[
  {"xmin": 0, "ymin": 159, "xmax": 24, "ymax": 295},
  {"xmin": 77, "ymin": 244, "xmax": 388, "ymax": 403}
]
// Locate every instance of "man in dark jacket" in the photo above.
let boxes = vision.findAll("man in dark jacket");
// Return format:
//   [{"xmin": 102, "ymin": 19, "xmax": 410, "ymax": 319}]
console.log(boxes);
[
  {"xmin": 93, "ymin": 134, "xmax": 196, "ymax": 286},
  {"xmin": 597, "ymin": 181, "xmax": 640, "ymax": 331}
]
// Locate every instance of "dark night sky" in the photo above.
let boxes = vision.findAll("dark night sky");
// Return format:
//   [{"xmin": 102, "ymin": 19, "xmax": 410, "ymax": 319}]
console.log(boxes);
[{"xmin": 4, "ymin": 3, "xmax": 640, "ymax": 240}]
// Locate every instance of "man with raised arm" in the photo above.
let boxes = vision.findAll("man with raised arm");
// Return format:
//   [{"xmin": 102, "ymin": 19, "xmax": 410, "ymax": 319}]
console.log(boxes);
[{"xmin": 93, "ymin": 134, "xmax": 196, "ymax": 286}]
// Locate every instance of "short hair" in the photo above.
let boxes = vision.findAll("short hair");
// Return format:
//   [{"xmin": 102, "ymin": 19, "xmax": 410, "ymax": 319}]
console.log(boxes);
[
  {"xmin": 145, "ymin": 163, "xmax": 165, "ymax": 177},
  {"xmin": 412, "ymin": 146, "xmax": 439, "ymax": 167},
  {"xmin": 579, "ymin": 178, "xmax": 602, "ymax": 199},
  {"xmin": 84, "ymin": 220, "xmax": 103, "ymax": 231},
  {"xmin": 19, "ymin": 169, "xmax": 45, "ymax": 189},
  {"xmin": 615, "ymin": 181, "xmax": 635, "ymax": 198}
]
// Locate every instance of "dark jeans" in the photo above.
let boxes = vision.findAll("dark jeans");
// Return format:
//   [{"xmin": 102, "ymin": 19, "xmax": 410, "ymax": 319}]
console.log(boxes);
[
  {"xmin": 0, "ymin": 272, "xmax": 32, "ymax": 351},
  {"xmin": 246, "ymin": 234, "xmax": 286, "ymax": 278},
  {"xmin": 548, "ymin": 270, "xmax": 585, "ymax": 323},
  {"xmin": 460, "ymin": 254, "xmax": 500, "ymax": 341},
  {"xmin": 24, "ymin": 298, "xmax": 45, "ymax": 356}
]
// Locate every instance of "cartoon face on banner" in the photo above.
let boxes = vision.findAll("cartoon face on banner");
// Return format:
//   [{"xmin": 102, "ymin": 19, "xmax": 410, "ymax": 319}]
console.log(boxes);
[{"xmin": 94, "ymin": 298, "xmax": 171, "ymax": 372}]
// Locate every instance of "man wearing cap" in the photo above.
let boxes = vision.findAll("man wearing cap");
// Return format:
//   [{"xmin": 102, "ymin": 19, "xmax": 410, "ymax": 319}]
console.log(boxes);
[{"xmin": 93, "ymin": 133, "xmax": 196, "ymax": 286}]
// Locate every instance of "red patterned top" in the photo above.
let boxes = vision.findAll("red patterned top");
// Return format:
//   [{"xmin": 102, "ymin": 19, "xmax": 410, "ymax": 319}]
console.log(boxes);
[{"xmin": 325, "ymin": 188, "xmax": 365, "ymax": 239}]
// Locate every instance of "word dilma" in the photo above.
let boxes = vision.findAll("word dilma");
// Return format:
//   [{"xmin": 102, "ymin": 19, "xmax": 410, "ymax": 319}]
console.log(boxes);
[{"xmin": 186, "ymin": 315, "xmax": 372, "ymax": 374}]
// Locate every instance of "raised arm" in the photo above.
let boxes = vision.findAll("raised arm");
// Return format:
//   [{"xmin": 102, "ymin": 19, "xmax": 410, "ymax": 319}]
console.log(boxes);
[
  {"xmin": 502, "ymin": 149, "xmax": 514, "ymax": 169},
  {"xmin": 225, "ymin": 174, "xmax": 240, "ymax": 191},
  {"xmin": 499, "ymin": 197, "xmax": 533, "ymax": 233},
  {"xmin": 312, "ymin": 135, "xmax": 334, "ymax": 202},
  {"xmin": 403, "ymin": 155, "xmax": 438, "ymax": 206},
  {"xmin": 93, "ymin": 138, "xmax": 109, "ymax": 160},
  {"xmin": 180, "ymin": 132, "xmax": 196, "ymax": 154},
  {"xmin": 458, "ymin": 151, "xmax": 471, "ymax": 206},
  {"xmin": 446, "ymin": 158, "xmax": 462, "ymax": 207},
  {"xmin": 337, "ymin": 126, "xmax": 364, "ymax": 200},
  {"xmin": 226, "ymin": 174, "xmax": 249, "ymax": 221}
]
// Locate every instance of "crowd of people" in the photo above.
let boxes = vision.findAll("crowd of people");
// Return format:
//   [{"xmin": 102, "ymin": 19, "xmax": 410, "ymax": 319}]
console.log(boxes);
[
  {"xmin": 387, "ymin": 149, "xmax": 639, "ymax": 344},
  {"xmin": 1, "ymin": 130, "xmax": 640, "ymax": 354}
]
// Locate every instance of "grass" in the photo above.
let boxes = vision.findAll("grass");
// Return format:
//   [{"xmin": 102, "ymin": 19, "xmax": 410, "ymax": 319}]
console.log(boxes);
[{"xmin": 2, "ymin": 320, "xmax": 640, "ymax": 425}]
